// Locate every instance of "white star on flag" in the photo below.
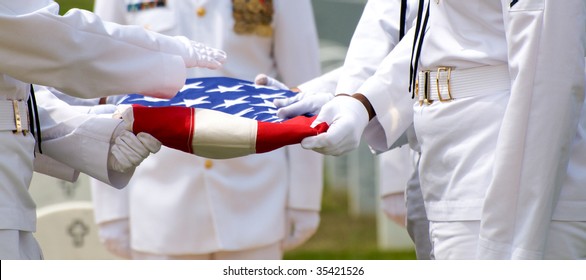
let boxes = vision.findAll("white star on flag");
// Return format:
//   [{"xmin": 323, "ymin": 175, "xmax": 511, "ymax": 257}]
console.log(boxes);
[
  {"xmin": 244, "ymin": 83, "xmax": 280, "ymax": 90},
  {"xmin": 254, "ymin": 108, "xmax": 279, "ymax": 116},
  {"xmin": 212, "ymin": 96, "xmax": 250, "ymax": 109},
  {"xmin": 251, "ymin": 100, "xmax": 277, "ymax": 108},
  {"xmin": 252, "ymin": 92, "xmax": 288, "ymax": 100},
  {"xmin": 206, "ymin": 85, "xmax": 245, "ymax": 93},
  {"xmin": 232, "ymin": 107, "xmax": 256, "ymax": 117},
  {"xmin": 171, "ymin": 96, "xmax": 210, "ymax": 107},
  {"xmin": 179, "ymin": 81, "xmax": 205, "ymax": 92}
]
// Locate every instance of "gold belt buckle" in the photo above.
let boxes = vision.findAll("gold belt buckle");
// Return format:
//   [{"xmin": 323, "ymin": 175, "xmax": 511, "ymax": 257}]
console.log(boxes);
[
  {"xmin": 415, "ymin": 76, "xmax": 421, "ymax": 106},
  {"xmin": 436, "ymin": 66, "xmax": 453, "ymax": 102},
  {"xmin": 417, "ymin": 70, "xmax": 434, "ymax": 106},
  {"xmin": 12, "ymin": 100, "xmax": 28, "ymax": 135}
]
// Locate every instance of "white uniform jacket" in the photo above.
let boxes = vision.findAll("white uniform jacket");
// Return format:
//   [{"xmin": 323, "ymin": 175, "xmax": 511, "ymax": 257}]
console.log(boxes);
[
  {"xmin": 0, "ymin": 0, "xmax": 193, "ymax": 232},
  {"xmin": 478, "ymin": 0, "xmax": 586, "ymax": 259},
  {"xmin": 358, "ymin": 0, "xmax": 586, "ymax": 259},
  {"xmin": 91, "ymin": 0, "xmax": 323, "ymax": 254}
]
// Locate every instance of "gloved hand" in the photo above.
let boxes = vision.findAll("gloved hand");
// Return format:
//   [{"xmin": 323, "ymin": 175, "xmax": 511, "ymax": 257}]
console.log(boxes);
[
  {"xmin": 254, "ymin": 73, "xmax": 290, "ymax": 90},
  {"xmin": 254, "ymin": 74, "xmax": 334, "ymax": 120},
  {"xmin": 381, "ymin": 193, "xmax": 407, "ymax": 227},
  {"xmin": 282, "ymin": 209, "xmax": 320, "ymax": 251},
  {"xmin": 175, "ymin": 36, "xmax": 227, "ymax": 70},
  {"xmin": 301, "ymin": 96, "xmax": 369, "ymax": 156},
  {"xmin": 274, "ymin": 91, "xmax": 334, "ymax": 120},
  {"xmin": 107, "ymin": 121, "xmax": 162, "ymax": 173},
  {"xmin": 97, "ymin": 219, "xmax": 131, "ymax": 259}
]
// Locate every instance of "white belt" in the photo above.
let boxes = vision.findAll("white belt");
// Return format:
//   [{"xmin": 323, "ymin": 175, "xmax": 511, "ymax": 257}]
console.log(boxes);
[
  {"xmin": 416, "ymin": 64, "xmax": 511, "ymax": 106},
  {"xmin": 0, "ymin": 100, "xmax": 30, "ymax": 133}
]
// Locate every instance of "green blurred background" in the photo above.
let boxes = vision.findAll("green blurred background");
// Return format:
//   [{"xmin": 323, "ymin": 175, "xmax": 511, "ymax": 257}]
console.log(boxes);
[{"xmin": 50, "ymin": 0, "xmax": 416, "ymax": 260}]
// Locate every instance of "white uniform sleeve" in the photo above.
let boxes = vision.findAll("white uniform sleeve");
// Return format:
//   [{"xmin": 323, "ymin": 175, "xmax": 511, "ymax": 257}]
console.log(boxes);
[
  {"xmin": 34, "ymin": 86, "xmax": 134, "ymax": 189},
  {"xmin": 297, "ymin": 67, "xmax": 341, "ymax": 93},
  {"xmin": 336, "ymin": 0, "xmax": 411, "ymax": 94},
  {"xmin": 336, "ymin": 0, "xmax": 416, "ymax": 152},
  {"xmin": 33, "ymin": 153, "xmax": 80, "ymax": 182},
  {"xmin": 378, "ymin": 145, "xmax": 415, "ymax": 197},
  {"xmin": 0, "ymin": 2, "xmax": 186, "ymax": 99},
  {"xmin": 478, "ymin": 0, "xmax": 586, "ymax": 259},
  {"xmin": 356, "ymin": 29, "xmax": 417, "ymax": 153},
  {"xmin": 272, "ymin": 0, "xmax": 323, "ymax": 210}
]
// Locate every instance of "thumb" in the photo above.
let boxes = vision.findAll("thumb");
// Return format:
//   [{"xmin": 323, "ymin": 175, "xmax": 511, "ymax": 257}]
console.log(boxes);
[
  {"xmin": 301, "ymin": 134, "xmax": 325, "ymax": 150},
  {"xmin": 254, "ymin": 73, "xmax": 269, "ymax": 85},
  {"xmin": 301, "ymin": 111, "xmax": 330, "ymax": 148},
  {"xmin": 254, "ymin": 74, "xmax": 288, "ymax": 89},
  {"xmin": 273, "ymin": 96, "xmax": 298, "ymax": 109},
  {"xmin": 276, "ymin": 101, "xmax": 311, "ymax": 119}
]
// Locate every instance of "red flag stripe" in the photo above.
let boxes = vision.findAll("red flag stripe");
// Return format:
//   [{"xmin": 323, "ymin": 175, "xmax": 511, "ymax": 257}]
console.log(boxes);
[
  {"xmin": 255, "ymin": 116, "xmax": 329, "ymax": 153},
  {"xmin": 131, "ymin": 105, "xmax": 195, "ymax": 153}
]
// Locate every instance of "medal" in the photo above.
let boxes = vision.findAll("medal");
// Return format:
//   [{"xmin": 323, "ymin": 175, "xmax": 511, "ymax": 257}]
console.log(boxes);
[
  {"xmin": 232, "ymin": 0, "xmax": 273, "ymax": 37},
  {"xmin": 196, "ymin": 7, "xmax": 206, "ymax": 17},
  {"xmin": 255, "ymin": 25, "xmax": 273, "ymax": 37}
]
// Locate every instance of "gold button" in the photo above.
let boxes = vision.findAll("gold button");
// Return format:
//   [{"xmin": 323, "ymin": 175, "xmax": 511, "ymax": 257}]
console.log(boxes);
[
  {"xmin": 204, "ymin": 159, "xmax": 213, "ymax": 169},
  {"xmin": 196, "ymin": 7, "xmax": 206, "ymax": 17}
]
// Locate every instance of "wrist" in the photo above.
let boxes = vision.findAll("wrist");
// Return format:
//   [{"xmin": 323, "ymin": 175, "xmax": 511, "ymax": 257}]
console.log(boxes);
[
  {"xmin": 351, "ymin": 93, "xmax": 375, "ymax": 121},
  {"xmin": 335, "ymin": 93, "xmax": 375, "ymax": 120}
]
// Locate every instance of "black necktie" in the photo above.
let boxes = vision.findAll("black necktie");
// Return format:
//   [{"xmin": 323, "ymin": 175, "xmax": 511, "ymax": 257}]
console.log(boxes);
[
  {"xmin": 409, "ymin": 0, "xmax": 430, "ymax": 98},
  {"xmin": 27, "ymin": 84, "xmax": 43, "ymax": 154}
]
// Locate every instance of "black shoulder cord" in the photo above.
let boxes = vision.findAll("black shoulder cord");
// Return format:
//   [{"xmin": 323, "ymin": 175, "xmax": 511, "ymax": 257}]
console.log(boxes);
[
  {"xmin": 27, "ymin": 84, "xmax": 43, "ymax": 154},
  {"xmin": 408, "ymin": 0, "xmax": 430, "ymax": 98},
  {"xmin": 399, "ymin": 0, "xmax": 408, "ymax": 40}
]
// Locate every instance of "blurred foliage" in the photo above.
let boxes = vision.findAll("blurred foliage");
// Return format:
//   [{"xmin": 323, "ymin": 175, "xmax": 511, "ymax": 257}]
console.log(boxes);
[
  {"xmin": 54, "ymin": 0, "xmax": 94, "ymax": 14},
  {"xmin": 284, "ymin": 186, "xmax": 416, "ymax": 260}
]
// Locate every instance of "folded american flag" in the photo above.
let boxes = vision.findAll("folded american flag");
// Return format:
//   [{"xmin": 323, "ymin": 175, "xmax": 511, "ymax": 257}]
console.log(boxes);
[{"xmin": 117, "ymin": 77, "xmax": 328, "ymax": 158}]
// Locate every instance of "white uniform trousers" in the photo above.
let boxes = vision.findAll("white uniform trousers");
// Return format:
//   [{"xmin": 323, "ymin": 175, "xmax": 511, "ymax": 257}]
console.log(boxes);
[
  {"xmin": 0, "ymin": 230, "xmax": 43, "ymax": 260},
  {"xmin": 415, "ymin": 65, "xmax": 586, "ymax": 259},
  {"xmin": 405, "ymin": 156, "xmax": 432, "ymax": 260},
  {"xmin": 430, "ymin": 221, "xmax": 586, "ymax": 260},
  {"xmin": 130, "ymin": 242, "xmax": 282, "ymax": 260}
]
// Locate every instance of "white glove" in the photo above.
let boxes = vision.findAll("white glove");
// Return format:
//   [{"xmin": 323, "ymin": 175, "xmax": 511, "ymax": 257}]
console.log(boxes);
[
  {"xmin": 254, "ymin": 73, "xmax": 289, "ymax": 90},
  {"xmin": 282, "ymin": 209, "xmax": 320, "ymax": 251},
  {"xmin": 97, "ymin": 219, "xmax": 131, "ymax": 259},
  {"xmin": 301, "ymin": 96, "xmax": 369, "ymax": 156},
  {"xmin": 175, "ymin": 36, "xmax": 227, "ymax": 69},
  {"xmin": 107, "ymin": 123, "xmax": 162, "ymax": 173},
  {"xmin": 381, "ymin": 193, "xmax": 407, "ymax": 227},
  {"xmin": 254, "ymin": 74, "xmax": 334, "ymax": 119},
  {"xmin": 274, "ymin": 91, "xmax": 334, "ymax": 120}
]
